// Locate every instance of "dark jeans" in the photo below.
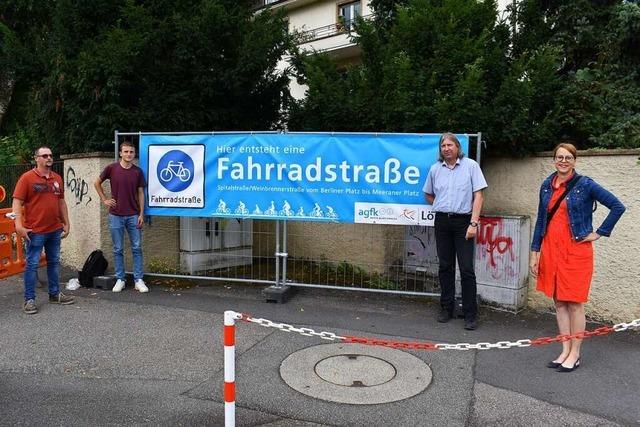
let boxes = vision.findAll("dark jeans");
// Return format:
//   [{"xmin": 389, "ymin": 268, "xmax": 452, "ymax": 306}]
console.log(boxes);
[
  {"xmin": 434, "ymin": 213, "xmax": 477, "ymax": 318},
  {"xmin": 24, "ymin": 229, "xmax": 62, "ymax": 301}
]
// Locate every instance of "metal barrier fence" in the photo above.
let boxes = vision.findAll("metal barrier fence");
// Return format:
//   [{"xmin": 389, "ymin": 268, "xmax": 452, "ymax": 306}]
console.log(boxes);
[
  {"xmin": 138, "ymin": 213, "xmax": 530, "ymax": 311},
  {"xmin": 118, "ymin": 130, "xmax": 479, "ymax": 299},
  {"xmin": 0, "ymin": 161, "xmax": 64, "ymax": 208},
  {"xmin": 139, "ymin": 217, "xmax": 441, "ymax": 297}
]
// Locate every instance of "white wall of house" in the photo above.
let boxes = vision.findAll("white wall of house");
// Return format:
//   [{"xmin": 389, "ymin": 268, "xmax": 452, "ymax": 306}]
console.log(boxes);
[
  {"xmin": 282, "ymin": 0, "xmax": 372, "ymax": 32},
  {"xmin": 265, "ymin": 0, "xmax": 372, "ymax": 100}
]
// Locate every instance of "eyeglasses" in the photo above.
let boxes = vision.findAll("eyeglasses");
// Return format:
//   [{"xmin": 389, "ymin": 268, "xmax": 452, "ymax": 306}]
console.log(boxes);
[
  {"xmin": 554, "ymin": 155, "xmax": 574, "ymax": 162},
  {"xmin": 37, "ymin": 154, "xmax": 53, "ymax": 158}
]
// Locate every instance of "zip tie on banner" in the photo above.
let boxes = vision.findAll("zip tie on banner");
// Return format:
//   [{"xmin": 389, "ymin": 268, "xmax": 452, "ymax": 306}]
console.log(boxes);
[{"xmin": 234, "ymin": 312, "xmax": 640, "ymax": 351}]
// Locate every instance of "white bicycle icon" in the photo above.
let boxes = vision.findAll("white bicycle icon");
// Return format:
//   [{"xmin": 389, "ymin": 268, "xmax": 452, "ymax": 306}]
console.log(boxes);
[{"xmin": 160, "ymin": 161, "xmax": 191, "ymax": 182}]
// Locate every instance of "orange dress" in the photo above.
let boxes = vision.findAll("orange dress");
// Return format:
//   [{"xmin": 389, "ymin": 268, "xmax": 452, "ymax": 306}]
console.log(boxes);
[{"xmin": 536, "ymin": 176, "xmax": 593, "ymax": 302}]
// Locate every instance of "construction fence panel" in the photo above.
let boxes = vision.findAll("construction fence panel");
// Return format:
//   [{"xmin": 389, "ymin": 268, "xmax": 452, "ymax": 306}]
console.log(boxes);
[
  {"xmin": 282, "ymin": 221, "xmax": 440, "ymax": 296},
  {"xmin": 140, "ymin": 216, "xmax": 440, "ymax": 295},
  {"xmin": 141, "ymin": 216, "xmax": 277, "ymax": 286},
  {"xmin": 140, "ymin": 215, "xmax": 529, "ymax": 312}
]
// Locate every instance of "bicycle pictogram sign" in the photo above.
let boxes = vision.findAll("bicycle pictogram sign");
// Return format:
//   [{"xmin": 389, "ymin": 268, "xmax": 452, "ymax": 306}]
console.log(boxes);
[
  {"xmin": 156, "ymin": 150, "xmax": 194, "ymax": 192},
  {"xmin": 160, "ymin": 161, "xmax": 191, "ymax": 183}
]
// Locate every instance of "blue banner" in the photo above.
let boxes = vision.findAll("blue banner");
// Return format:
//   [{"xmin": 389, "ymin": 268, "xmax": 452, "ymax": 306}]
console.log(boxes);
[{"xmin": 139, "ymin": 133, "xmax": 469, "ymax": 225}]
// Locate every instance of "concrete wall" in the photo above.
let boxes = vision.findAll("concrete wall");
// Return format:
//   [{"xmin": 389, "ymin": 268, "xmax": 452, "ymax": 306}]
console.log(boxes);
[
  {"xmin": 482, "ymin": 149, "xmax": 640, "ymax": 322},
  {"xmin": 61, "ymin": 149, "xmax": 639, "ymax": 322},
  {"xmin": 252, "ymin": 220, "xmax": 403, "ymax": 273},
  {"xmin": 285, "ymin": 222, "xmax": 403, "ymax": 272},
  {"xmin": 61, "ymin": 153, "xmax": 180, "ymax": 275},
  {"xmin": 61, "ymin": 153, "xmax": 112, "ymax": 270}
]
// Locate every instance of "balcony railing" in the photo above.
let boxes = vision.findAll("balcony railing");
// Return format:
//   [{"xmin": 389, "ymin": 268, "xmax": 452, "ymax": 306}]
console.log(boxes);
[
  {"xmin": 252, "ymin": 0, "xmax": 288, "ymax": 10},
  {"xmin": 297, "ymin": 14, "xmax": 372, "ymax": 44}
]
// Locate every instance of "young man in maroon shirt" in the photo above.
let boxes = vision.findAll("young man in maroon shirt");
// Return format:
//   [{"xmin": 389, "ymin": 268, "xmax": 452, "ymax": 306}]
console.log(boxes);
[{"xmin": 94, "ymin": 140, "xmax": 148, "ymax": 293}]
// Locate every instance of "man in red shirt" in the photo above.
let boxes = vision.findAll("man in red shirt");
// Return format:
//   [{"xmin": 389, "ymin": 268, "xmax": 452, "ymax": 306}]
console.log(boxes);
[{"xmin": 12, "ymin": 146, "xmax": 74, "ymax": 314}]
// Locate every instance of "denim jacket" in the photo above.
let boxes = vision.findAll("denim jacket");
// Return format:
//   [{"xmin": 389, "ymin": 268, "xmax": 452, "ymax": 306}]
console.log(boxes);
[{"xmin": 531, "ymin": 171, "xmax": 626, "ymax": 251}]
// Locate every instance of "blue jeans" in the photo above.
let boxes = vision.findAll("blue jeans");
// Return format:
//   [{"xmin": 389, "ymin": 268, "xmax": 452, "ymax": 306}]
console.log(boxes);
[
  {"xmin": 109, "ymin": 214, "xmax": 143, "ymax": 281},
  {"xmin": 24, "ymin": 229, "xmax": 62, "ymax": 301}
]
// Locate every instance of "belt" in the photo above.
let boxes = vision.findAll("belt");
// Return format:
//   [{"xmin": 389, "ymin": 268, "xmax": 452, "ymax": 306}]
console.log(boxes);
[{"xmin": 435, "ymin": 212, "xmax": 472, "ymax": 218}]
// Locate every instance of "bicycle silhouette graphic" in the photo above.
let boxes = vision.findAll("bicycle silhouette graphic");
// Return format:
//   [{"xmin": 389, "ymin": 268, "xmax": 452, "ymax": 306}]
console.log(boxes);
[{"xmin": 159, "ymin": 161, "xmax": 191, "ymax": 182}]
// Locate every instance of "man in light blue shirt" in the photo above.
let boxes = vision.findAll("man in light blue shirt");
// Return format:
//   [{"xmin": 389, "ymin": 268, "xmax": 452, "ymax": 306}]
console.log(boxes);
[{"xmin": 423, "ymin": 133, "xmax": 487, "ymax": 330}]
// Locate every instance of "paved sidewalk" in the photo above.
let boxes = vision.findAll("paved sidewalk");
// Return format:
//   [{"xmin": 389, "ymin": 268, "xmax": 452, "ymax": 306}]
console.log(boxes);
[{"xmin": 1, "ymin": 273, "xmax": 638, "ymax": 426}]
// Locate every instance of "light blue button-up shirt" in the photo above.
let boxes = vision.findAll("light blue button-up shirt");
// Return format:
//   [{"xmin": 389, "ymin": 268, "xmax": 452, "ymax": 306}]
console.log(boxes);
[{"xmin": 422, "ymin": 157, "xmax": 488, "ymax": 214}]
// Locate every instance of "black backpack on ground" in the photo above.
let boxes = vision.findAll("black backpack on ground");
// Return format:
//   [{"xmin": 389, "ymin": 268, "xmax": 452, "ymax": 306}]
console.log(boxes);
[{"xmin": 78, "ymin": 250, "xmax": 108, "ymax": 287}]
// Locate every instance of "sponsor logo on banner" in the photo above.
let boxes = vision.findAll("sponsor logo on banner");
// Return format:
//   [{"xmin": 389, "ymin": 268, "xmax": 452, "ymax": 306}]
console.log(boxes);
[
  {"xmin": 148, "ymin": 145, "xmax": 204, "ymax": 208},
  {"xmin": 354, "ymin": 203, "xmax": 435, "ymax": 226}
]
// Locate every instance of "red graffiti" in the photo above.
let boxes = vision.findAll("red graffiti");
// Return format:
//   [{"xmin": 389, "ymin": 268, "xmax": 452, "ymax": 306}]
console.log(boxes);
[{"xmin": 476, "ymin": 217, "xmax": 515, "ymax": 268}]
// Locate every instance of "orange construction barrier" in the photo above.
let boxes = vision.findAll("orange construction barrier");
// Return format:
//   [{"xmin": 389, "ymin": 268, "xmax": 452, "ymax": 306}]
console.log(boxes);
[{"xmin": 0, "ymin": 200, "xmax": 46, "ymax": 280}]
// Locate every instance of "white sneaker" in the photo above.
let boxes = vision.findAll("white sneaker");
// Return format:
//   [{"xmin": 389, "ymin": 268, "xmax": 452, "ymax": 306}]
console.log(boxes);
[
  {"xmin": 112, "ymin": 279, "xmax": 126, "ymax": 292},
  {"xmin": 134, "ymin": 279, "xmax": 149, "ymax": 293}
]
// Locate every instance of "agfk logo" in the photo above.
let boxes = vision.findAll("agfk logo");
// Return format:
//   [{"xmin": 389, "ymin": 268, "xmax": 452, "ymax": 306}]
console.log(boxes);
[{"xmin": 358, "ymin": 207, "xmax": 379, "ymax": 218}]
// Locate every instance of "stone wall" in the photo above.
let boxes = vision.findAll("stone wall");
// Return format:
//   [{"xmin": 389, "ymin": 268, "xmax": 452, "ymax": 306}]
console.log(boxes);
[{"xmin": 482, "ymin": 149, "xmax": 640, "ymax": 322}]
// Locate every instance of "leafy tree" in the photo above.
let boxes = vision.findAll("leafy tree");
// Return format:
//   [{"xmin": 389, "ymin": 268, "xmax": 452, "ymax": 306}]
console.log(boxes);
[
  {"xmin": 289, "ymin": 0, "xmax": 511, "ymax": 143},
  {"xmin": 289, "ymin": 0, "xmax": 640, "ymax": 155},
  {"xmin": 560, "ymin": 2, "xmax": 640, "ymax": 148},
  {"xmin": 511, "ymin": 0, "xmax": 640, "ymax": 150},
  {"xmin": 0, "ymin": 0, "xmax": 292, "ymax": 157}
]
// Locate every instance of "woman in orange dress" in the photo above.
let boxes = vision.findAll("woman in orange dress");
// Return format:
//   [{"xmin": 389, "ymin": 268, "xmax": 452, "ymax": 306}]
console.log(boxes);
[{"xmin": 529, "ymin": 143, "xmax": 625, "ymax": 372}]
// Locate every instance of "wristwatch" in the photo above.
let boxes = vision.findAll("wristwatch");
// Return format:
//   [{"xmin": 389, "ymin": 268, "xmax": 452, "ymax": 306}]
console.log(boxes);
[{"xmin": 469, "ymin": 221, "xmax": 479, "ymax": 227}]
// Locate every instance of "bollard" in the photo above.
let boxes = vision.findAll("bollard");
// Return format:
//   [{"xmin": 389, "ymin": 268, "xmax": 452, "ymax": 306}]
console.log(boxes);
[{"xmin": 224, "ymin": 311, "xmax": 238, "ymax": 427}]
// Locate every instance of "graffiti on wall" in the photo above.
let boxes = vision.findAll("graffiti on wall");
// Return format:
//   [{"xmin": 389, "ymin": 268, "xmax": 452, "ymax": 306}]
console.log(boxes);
[
  {"xmin": 66, "ymin": 167, "xmax": 93, "ymax": 206},
  {"xmin": 475, "ymin": 217, "xmax": 517, "ymax": 281},
  {"xmin": 404, "ymin": 216, "xmax": 525, "ymax": 285}
]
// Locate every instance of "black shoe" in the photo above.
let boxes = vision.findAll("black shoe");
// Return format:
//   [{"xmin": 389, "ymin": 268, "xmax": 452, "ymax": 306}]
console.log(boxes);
[
  {"xmin": 464, "ymin": 317, "xmax": 477, "ymax": 330},
  {"xmin": 546, "ymin": 360, "xmax": 563, "ymax": 369},
  {"xmin": 437, "ymin": 308, "xmax": 453, "ymax": 323},
  {"xmin": 557, "ymin": 358, "xmax": 580, "ymax": 373}
]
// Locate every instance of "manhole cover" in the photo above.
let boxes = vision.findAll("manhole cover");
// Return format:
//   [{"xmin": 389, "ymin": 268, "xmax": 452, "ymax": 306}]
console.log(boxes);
[
  {"xmin": 315, "ymin": 354, "xmax": 396, "ymax": 387},
  {"xmin": 280, "ymin": 343, "xmax": 432, "ymax": 404}
]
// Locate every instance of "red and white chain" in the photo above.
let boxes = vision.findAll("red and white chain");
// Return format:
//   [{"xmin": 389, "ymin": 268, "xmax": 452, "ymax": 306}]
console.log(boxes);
[
  {"xmin": 241, "ymin": 315, "xmax": 346, "ymax": 341},
  {"xmin": 238, "ymin": 313, "xmax": 640, "ymax": 351}
]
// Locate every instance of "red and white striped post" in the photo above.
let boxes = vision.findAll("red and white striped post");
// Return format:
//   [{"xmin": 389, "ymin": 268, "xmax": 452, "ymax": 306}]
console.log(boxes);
[{"xmin": 224, "ymin": 311, "xmax": 239, "ymax": 427}]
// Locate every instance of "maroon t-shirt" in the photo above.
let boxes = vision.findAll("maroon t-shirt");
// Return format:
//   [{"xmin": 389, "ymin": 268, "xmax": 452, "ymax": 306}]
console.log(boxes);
[{"xmin": 99, "ymin": 162, "xmax": 146, "ymax": 216}]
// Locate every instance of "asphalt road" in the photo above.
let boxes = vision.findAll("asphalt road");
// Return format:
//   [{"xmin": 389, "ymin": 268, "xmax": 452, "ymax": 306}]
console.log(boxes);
[{"xmin": 1, "ymin": 273, "xmax": 638, "ymax": 426}]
